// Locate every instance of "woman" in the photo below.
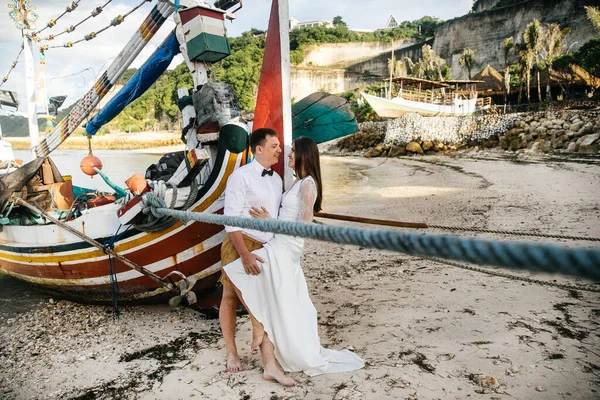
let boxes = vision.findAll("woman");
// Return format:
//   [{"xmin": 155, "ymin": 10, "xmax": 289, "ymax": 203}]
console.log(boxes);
[{"xmin": 223, "ymin": 137, "xmax": 364, "ymax": 386}]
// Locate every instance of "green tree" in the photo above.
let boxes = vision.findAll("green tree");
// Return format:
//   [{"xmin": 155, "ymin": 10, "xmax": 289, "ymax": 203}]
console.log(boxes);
[
  {"xmin": 541, "ymin": 24, "xmax": 568, "ymax": 100},
  {"xmin": 458, "ymin": 48, "xmax": 476, "ymax": 80},
  {"xmin": 575, "ymin": 38, "xmax": 600, "ymax": 78},
  {"xmin": 413, "ymin": 44, "xmax": 447, "ymax": 81},
  {"xmin": 518, "ymin": 48, "xmax": 534, "ymax": 103},
  {"xmin": 332, "ymin": 16, "xmax": 347, "ymax": 27},
  {"xmin": 523, "ymin": 19, "xmax": 544, "ymax": 102},
  {"xmin": 503, "ymin": 37, "xmax": 514, "ymax": 109}
]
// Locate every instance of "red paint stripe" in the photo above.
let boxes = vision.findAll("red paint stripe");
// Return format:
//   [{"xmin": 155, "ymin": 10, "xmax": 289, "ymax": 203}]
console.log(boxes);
[
  {"xmin": 253, "ymin": 0, "xmax": 284, "ymax": 177},
  {"xmin": 180, "ymin": 7, "xmax": 225, "ymax": 25}
]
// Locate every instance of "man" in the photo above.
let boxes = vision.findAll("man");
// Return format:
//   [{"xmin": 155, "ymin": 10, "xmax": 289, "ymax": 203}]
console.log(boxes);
[{"xmin": 219, "ymin": 127, "xmax": 283, "ymax": 373}]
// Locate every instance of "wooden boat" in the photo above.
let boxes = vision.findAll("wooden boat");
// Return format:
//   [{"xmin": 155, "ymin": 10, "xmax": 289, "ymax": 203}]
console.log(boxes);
[
  {"xmin": 361, "ymin": 77, "xmax": 493, "ymax": 118},
  {"xmin": 0, "ymin": 0, "xmax": 356, "ymax": 307}
]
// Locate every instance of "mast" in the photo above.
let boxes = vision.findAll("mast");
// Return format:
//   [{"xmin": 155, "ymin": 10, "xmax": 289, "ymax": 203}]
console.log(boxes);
[
  {"xmin": 7, "ymin": 0, "xmax": 41, "ymax": 159},
  {"xmin": 22, "ymin": 31, "xmax": 39, "ymax": 159}
]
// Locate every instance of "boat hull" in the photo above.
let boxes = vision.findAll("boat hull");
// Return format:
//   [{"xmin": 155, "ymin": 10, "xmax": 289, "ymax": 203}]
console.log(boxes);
[
  {"xmin": 361, "ymin": 92, "xmax": 480, "ymax": 118},
  {"xmin": 0, "ymin": 148, "xmax": 245, "ymax": 307}
]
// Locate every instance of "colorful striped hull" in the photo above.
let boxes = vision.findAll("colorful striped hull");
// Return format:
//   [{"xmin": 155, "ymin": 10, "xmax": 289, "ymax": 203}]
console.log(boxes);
[{"xmin": 0, "ymin": 149, "xmax": 245, "ymax": 307}]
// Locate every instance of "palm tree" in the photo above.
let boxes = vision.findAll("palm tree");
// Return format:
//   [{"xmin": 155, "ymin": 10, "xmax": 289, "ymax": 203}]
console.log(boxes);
[
  {"xmin": 416, "ymin": 44, "xmax": 446, "ymax": 81},
  {"xmin": 523, "ymin": 19, "xmax": 543, "ymax": 102},
  {"xmin": 503, "ymin": 37, "xmax": 514, "ymax": 111},
  {"xmin": 541, "ymin": 24, "xmax": 568, "ymax": 101},
  {"xmin": 458, "ymin": 48, "xmax": 476, "ymax": 80},
  {"xmin": 519, "ymin": 48, "xmax": 534, "ymax": 103},
  {"xmin": 585, "ymin": 6, "xmax": 600, "ymax": 32},
  {"xmin": 393, "ymin": 57, "xmax": 414, "ymax": 77}
]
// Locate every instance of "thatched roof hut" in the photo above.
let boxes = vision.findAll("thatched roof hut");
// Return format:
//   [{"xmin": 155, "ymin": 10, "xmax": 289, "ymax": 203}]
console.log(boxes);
[
  {"xmin": 472, "ymin": 64, "xmax": 504, "ymax": 94},
  {"xmin": 545, "ymin": 64, "xmax": 600, "ymax": 89}
]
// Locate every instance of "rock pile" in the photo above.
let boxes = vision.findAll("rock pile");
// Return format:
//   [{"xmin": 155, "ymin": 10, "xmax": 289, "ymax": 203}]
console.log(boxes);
[{"xmin": 333, "ymin": 109, "xmax": 600, "ymax": 157}]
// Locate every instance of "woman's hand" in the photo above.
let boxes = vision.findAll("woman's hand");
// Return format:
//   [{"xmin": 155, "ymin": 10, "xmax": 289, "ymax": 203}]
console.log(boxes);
[{"xmin": 250, "ymin": 206, "xmax": 270, "ymax": 219}]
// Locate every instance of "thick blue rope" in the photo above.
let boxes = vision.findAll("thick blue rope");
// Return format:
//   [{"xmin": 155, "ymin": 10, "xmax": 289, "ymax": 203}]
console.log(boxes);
[{"xmin": 150, "ymin": 206, "xmax": 600, "ymax": 281}]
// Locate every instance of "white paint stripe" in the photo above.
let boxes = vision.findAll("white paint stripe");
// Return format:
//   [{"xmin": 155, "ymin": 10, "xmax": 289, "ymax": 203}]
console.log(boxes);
[
  {"xmin": 185, "ymin": 23, "xmax": 226, "ymax": 41},
  {"xmin": 183, "ymin": 15, "xmax": 225, "ymax": 37}
]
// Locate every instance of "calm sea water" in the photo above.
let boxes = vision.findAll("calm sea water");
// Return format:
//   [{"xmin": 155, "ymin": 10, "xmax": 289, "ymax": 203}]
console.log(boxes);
[{"xmin": 0, "ymin": 150, "xmax": 369, "ymax": 319}]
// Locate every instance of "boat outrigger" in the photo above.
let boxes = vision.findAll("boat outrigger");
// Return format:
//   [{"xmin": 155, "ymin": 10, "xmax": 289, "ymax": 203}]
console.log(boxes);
[
  {"xmin": 0, "ymin": 0, "xmax": 357, "ymax": 307},
  {"xmin": 361, "ymin": 77, "xmax": 493, "ymax": 118}
]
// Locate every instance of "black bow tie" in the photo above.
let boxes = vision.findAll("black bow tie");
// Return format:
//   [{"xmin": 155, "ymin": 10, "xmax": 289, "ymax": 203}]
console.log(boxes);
[{"xmin": 261, "ymin": 169, "xmax": 274, "ymax": 177}]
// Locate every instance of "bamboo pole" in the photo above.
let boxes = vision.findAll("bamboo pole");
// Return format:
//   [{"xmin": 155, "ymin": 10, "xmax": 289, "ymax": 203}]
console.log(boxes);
[{"xmin": 314, "ymin": 212, "xmax": 428, "ymax": 229}]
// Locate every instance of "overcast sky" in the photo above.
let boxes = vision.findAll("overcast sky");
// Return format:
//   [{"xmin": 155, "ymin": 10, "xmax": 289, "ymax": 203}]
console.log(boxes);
[{"xmin": 0, "ymin": 0, "xmax": 472, "ymax": 114}]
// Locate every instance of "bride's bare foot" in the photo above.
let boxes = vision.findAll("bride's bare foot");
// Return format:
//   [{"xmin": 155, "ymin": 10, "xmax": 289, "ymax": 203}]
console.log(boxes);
[
  {"xmin": 226, "ymin": 352, "xmax": 243, "ymax": 373},
  {"xmin": 263, "ymin": 366, "xmax": 296, "ymax": 387},
  {"xmin": 251, "ymin": 328, "xmax": 265, "ymax": 352}
]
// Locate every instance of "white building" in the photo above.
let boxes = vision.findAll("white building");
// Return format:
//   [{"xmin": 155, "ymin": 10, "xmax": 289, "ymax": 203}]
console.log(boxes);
[
  {"xmin": 384, "ymin": 14, "xmax": 399, "ymax": 29},
  {"xmin": 289, "ymin": 17, "xmax": 334, "ymax": 30}
]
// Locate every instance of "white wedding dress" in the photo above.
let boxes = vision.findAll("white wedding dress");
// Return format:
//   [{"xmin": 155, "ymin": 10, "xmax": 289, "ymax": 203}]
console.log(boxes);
[{"xmin": 224, "ymin": 176, "xmax": 364, "ymax": 376}]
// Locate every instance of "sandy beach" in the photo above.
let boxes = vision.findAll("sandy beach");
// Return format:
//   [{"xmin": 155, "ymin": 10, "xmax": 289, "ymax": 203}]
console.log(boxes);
[{"xmin": 1, "ymin": 151, "xmax": 599, "ymax": 400}]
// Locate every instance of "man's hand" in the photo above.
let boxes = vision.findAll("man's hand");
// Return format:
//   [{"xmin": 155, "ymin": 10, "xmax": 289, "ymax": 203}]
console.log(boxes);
[
  {"xmin": 240, "ymin": 251, "xmax": 265, "ymax": 275},
  {"xmin": 250, "ymin": 206, "xmax": 270, "ymax": 219}
]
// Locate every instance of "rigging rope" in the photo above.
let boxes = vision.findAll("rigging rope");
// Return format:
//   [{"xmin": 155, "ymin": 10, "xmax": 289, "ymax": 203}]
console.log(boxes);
[
  {"xmin": 35, "ymin": 0, "xmax": 83, "ymax": 36},
  {"xmin": 426, "ymin": 224, "xmax": 600, "ymax": 242},
  {"xmin": 42, "ymin": 0, "xmax": 150, "ymax": 48},
  {"xmin": 0, "ymin": 45, "xmax": 24, "ymax": 88},
  {"xmin": 425, "ymin": 257, "xmax": 600, "ymax": 293},
  {"xmin": 142, "ymin": 201, "xmax": 600, "ymax": 282}
]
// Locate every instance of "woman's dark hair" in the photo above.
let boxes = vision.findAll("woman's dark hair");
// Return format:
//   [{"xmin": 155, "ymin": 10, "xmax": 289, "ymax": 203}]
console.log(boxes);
[
  {"xmin": 249, "ymin": 128, "xmax": 278, "ymax": 153},
  {"xmin": 293, "ymin": 136, "xmax": 323, "ymax": 213}
]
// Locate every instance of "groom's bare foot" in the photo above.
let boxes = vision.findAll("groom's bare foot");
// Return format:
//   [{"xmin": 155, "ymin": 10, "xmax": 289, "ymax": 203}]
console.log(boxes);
[
  {"xmin": 226, "ymin": 352, "xmax": 243, "ymax": 373},
  {"xmin": 263, "ymin": 366, "xmax": 296, "ymax": 387},
  {"xmin": 251, "ymin": 328, "xmax": 265, "ymax": 352}
]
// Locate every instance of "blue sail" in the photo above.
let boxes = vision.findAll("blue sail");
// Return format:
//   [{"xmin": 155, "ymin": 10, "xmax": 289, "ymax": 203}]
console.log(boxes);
[{"xmin": 85, "ymin": 32, "xmax": 181, "ymax": 135}]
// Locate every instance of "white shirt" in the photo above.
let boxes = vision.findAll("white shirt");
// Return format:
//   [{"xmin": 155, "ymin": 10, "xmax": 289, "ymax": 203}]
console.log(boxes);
[{"xmin": 224, "ymin": 159, "xmax": 283, "ymax": 243}]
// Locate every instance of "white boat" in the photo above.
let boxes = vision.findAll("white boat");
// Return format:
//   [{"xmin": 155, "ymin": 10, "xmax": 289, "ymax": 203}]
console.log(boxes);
[{"xmin": 361, "ymin": 77, "xmax": 492, "ymax": 118}]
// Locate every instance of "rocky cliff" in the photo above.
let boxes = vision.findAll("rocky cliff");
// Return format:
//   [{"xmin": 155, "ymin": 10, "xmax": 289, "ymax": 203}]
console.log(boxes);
[
  {"xmin": 433, "ymin": 0, "xmax": 596, "ymax": 80},
  {"xmin": 291, "ymin": 0, "xmax": 596, "ymax": 97}
]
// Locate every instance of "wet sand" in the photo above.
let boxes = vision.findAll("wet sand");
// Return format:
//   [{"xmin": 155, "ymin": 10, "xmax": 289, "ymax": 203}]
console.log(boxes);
[{"xmin": 1, "ymin": 152, "xmax": 599, "ymax": 399}]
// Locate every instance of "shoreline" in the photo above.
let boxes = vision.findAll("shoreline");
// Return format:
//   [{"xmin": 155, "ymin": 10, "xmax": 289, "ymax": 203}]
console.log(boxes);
[
  {"xmin": 0, "ymin": 154, "xmax": 599, "ymax": 399},
  {"xmin": 4, "ymin": 131, "xmax": 183, "ymax": 151}
]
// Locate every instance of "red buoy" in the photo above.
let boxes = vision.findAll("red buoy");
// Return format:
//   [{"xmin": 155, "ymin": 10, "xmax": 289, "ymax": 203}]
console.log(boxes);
[{"xmin": 80, "ymin": 155, "xmax": 103, "ymax": 176}]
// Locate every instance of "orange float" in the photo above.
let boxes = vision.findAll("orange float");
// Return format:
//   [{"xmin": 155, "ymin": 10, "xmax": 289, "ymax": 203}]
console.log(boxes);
[{"xmin": 80, "ymin": 155, "xmax": 103, "ymax": 176}]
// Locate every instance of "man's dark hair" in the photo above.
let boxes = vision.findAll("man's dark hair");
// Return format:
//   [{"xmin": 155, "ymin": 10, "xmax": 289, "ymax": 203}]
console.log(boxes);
[{"xmin": 249, "ymin": 128, "xmax": 278, "ymax": 153}]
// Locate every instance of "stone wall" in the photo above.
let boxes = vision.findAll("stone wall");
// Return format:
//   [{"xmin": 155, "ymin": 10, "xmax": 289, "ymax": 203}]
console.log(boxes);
[
  {"xmin": 332, "ymin": 109, "xmax": 600, "ymax": 157},
  {"xmin": 384, "ymin": 113, "xmax": 519, "ymax": 145},
  {"xmin": 433, "ymin": 0, "xmax": 595, "ymax": 80},
  {"xmin": 290, "ymin": 67, "xmax": 380, "ymax": 100},
  {"xmin": 300, "ymin": 40, "xmax": 418, "ymax": 67},
  {"xmin": 346, "ymin": 39, "xmax": 434, "ymax": 77},
  {"xmin": 384, "ymin": 109, "xmax": 599, "ymax": 154}
]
